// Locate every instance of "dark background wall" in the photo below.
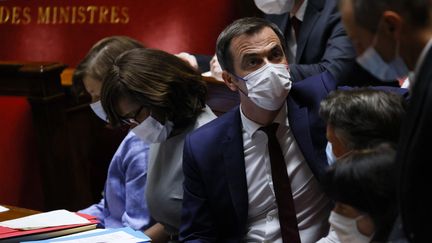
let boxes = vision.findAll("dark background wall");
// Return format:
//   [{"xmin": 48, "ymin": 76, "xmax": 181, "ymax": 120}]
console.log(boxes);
[{"xmin": 0, "ymin": 0, "xmax": 255, "ymax": 211}]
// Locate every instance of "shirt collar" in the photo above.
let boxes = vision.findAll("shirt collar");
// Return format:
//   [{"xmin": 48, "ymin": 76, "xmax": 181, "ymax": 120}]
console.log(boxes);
[
  {"xmin": 240, "ymin": 101, "xmax": 289, "ymax": 138},
  {"xmin": 414, "ymin": 38, "xmax": 432, "ymax": 77},
  {"xmin": 292, "ymin": 0, "xmax": 308, "ymax": 22}
]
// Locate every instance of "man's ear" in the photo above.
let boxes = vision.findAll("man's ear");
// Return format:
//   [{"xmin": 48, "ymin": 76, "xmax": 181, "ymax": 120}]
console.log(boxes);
[
  {"xmin": 382, "ymin": 10, "xmax": 403, "ymax": 39},
  {"xmin": 222, "ymin": 71, "xmax": 239, "ymax": 91}
]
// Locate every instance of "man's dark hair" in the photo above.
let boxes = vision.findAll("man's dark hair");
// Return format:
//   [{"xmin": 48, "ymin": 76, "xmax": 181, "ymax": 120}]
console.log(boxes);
[
  {"xmin": 319, "ymin": 88, "xmax": 406, "ymax": 150},
  {"xmin": 349, "ymin": 0, "xmax": 431, "ymax": 32},
  {"xmin": 216, "ymin": 17, "xmax": 286, "ymax": 74}
]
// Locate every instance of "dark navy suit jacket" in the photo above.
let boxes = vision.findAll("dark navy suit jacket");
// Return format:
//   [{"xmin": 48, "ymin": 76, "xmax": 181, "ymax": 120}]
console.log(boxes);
[
  {"xmin": 267, "ymin": 0, "xmax": 398, "ymax": 87},
  {"xmin": 179, "ymin": 71, "xmax": 338, "ymax": 242},
  {"xmin": 397, "ymin": 46, "xmax": 432, "ymax": 242}
]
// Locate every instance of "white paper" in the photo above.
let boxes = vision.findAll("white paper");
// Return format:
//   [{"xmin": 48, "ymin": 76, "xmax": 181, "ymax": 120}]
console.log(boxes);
[
  {"xmin": 54, "ymin": 231, "xmax": 146, "ymax": 243},
  {"xmin": 51, "ymin": 228, "xmax": 107, "ymax": 239},
  {"xmin": 0, "ymin": 209, "xmax": 90, "ymax": 230},
  {"xmin": 0, "ymin": 205, "xmax": 9, "ymax": 212}
]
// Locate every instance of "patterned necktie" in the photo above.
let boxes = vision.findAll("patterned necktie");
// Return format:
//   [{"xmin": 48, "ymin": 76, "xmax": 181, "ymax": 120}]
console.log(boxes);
[{"xmin": 260, "ymin": 123, "xmax": 301, "ymax": 243}]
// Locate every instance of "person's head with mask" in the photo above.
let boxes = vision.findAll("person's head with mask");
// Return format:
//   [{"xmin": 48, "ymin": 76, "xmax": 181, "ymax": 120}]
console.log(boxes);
[
  {"xmin": 253, "ymin": 0, "xmax": 298, "ymax": 15},
  {"xmin": 72, "ymin": 36, "xmax": 144, "ymax": 121},
  {"xmin": 339, "ymin": 0, "xmax": 432, "ymax": 83},
  {"xmin": 217, "ymin": 17, "xmax": 292, "ymax": 126},
  {"xmin": 321, "ymin": 142, "xmax": 397, "ymax": 243},
  {"xmin": 319, "ymin": 88, "xmax": 406, "ymax": 163},
  {"xmin": 100, "ymin": 48, "xmax": 207, "ymax": 144}
]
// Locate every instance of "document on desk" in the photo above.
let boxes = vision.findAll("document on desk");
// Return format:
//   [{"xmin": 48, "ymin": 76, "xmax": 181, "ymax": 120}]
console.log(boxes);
[
  {"xmin": 0, "ymin": 209, "xmax": 90, "ymax": 230},
  {"xmin": 0, "ymin": 205, "xmax": 9, "ymax": 213},
  {"xmin": 22, "ymin": 227, "xmax": 151, "ymax": 243}
]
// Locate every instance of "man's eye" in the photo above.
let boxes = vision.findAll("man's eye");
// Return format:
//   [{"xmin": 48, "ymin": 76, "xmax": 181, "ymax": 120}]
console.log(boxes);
[
  {"xmin": 247, "ymin": 58, "xmax": 259, "ymax": 67},
  {"xmin": 271, "ymin": 50, "xmax": 283, "ymax": 59}
]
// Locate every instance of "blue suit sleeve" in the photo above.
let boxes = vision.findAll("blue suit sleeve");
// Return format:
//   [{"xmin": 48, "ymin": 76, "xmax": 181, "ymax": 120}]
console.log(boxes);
[
  {"xmin": 78, "ymin": 198, "xmax": 105, "ymax": 224},
  {"xmin": 289, "ymin": 12, "xmax": 356, "ymax": 82},
  {"xmin": 179, "ymin": 135, "xmax": 216, "ymax": 243}
]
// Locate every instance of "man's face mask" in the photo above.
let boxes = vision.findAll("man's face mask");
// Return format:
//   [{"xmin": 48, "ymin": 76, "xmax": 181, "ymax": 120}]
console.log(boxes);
[
  {"xmin": 326, "ymin": 142, "xmax": 337, "ymax": 165},
  {"xmin": 253, "ymin": 0, "xmax": 295, "ymax": 14},
  {"xmin": 236, "ymin": 63, "xmax": 292, "ymax": 111},
  {"xmin": 131, "ymin": 115, "xmax": 174, "ymax": 144},
  {"xmin": 356, "ymin": 18, "xmax": 409, "ymax": 82},
  {"xmin": 90, "ymin": 100, "xmax": 108, "ymax": 122}
]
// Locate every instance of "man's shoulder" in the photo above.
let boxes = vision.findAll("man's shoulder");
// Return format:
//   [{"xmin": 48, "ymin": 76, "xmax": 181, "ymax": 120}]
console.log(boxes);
[
  {"xmin": 292, "ymin": 71, "xmax": 337, "ymax": 94},
  {"xmin": 307, "ymin": 0, "xmax": 338, "ymax": 13},
  {"xmin": 187, "ymin": 107, "xmax": 240, "ymax": 141}
]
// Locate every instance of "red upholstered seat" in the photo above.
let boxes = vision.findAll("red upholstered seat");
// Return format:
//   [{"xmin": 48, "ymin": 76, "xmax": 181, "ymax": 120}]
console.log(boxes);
[{"xmin": 0, "ymin": 97, "xmax": 44, "ymax": 210}]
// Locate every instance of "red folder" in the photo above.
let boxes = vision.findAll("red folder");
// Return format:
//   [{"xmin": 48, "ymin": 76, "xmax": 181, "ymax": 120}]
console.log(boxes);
[{"xmin": 0, "ymin": 213, "xmax": 99, "ymax": 242}]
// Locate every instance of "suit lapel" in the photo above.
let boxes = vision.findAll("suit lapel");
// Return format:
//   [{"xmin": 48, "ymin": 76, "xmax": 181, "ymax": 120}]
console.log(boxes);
[
  {"xmin": 287, "ymin": 97, "xmax": 325, "ymax": 179},
  {"xmin": 296, "ymin": 0, "xmax": 324, "ymax": 63},
  {"xmin": 221, "ymin": 108, "xmax": 248, "ymax": 230}
]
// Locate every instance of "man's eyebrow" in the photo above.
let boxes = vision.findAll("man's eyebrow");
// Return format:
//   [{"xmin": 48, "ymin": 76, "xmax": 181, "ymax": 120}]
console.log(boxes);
[
  {"xmin": 270, "ymin": 45, "xmax": 283, "ymax": 52},
  {"xmin": 242, "ymin": 52, "xmax": 258, "ymax": 59}
]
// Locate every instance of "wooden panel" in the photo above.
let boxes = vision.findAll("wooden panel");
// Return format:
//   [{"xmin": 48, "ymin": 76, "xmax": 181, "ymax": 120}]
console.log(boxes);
[{"xmin": 0, "ymin": 62, "xmax": 125, "ymax": 211}]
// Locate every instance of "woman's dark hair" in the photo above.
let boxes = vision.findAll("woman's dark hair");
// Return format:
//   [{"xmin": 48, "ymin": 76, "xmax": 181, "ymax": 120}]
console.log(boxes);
[
  {"xmin": 72, "ymin": 35, "xmax": 144, "ymax": 97},
  {"xmin": 321, "ymin": 142, "xmax": 398, "ymax": 241},
  {"xmin": 101, "ymin": 48, "xmax": 207, "ymax": 131}
]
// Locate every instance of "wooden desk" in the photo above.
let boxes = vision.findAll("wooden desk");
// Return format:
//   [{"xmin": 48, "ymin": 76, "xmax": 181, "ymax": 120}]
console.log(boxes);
[
  {"xmin": 0, "ymin": 205, "xmax": 98, "ymax": 242},
  {"xmin": 0, "ymin": 205, "xmax": 40, "ymax": 222}
]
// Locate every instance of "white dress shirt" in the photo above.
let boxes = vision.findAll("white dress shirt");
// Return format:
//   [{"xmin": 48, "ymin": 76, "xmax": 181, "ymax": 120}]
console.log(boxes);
[
  {"xmin": 287, "ymin": 0, "xmax": 308, "ymax": 63},
  {"xmin": 241, "ymin": 102, "xmax": 332, "ymax": 243}
]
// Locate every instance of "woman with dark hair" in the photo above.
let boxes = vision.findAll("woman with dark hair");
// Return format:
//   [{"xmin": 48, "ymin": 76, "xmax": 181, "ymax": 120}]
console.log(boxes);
[
  {"xmin": 317, "ymin": 143, "xmax": 398, "ymax": 243},
  {"xmin": 73, "ymin": 35, "xmax": 144, "ymax": 108},
  {"xmin": 101, "ymin": 48, "xmax": 216, "ymax": 242},
  {"xmin": 73, "ymin": 36, "xmax": 154, "ymax": 231}
]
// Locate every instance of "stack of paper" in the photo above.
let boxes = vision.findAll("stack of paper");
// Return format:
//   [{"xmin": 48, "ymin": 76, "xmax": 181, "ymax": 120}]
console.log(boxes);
[
  {"xmin": 21, "ymin": 227, "xmax": 151, "ymax": 243},
  {"xmin": 0, "ymin": 210, "xmax": 98, "ymax": 243},
  {"xmin": 0, "ymin": 210, "xmax": 90, "ymax": 230},
  {"xmin": 0, "ymin": 205, "xmax": 9, "ymax": 213}
]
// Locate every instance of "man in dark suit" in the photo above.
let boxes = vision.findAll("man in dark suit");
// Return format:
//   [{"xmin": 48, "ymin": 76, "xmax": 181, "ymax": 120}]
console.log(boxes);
[
  {"xmin": 339, "ymin": 0, "xmax": 432, "ymax": 242},
  {"xmin": 180, "ymin": 17, "xmax": 336, "ymax": 243},
  {"xmin": 260, "ymin": 0, "xmax": 399, "ymax": 86}
]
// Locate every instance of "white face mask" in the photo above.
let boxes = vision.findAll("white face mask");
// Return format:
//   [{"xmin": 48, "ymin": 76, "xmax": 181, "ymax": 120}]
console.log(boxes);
[
  {"xmin": 131, "ymin": 115, "xmax": 174, "ymax": 144},
  {"xmin": 329, "ymin": 211, "xmax": 373, "ymax": 243},
  {"xmin": 90, "ymin": 100, "xmax": 108, "ymax": 122},
  {"xmin": 356, "ymin": 47, "xmax": 409, "ymax": 82},
  {"xmin": 254, "ymin": 0, "xmax": 295, "ymax": 14},
  {"xmin": 326, "ymin": 142, "xmax": 337, "ymax": 165},
  {"xmin": 240, "ymin": 63, "xmax": 292, "ymax": 111},
  {"xmin": 356, "ymin": 18, "xmax": 409, "ymax": 82}
]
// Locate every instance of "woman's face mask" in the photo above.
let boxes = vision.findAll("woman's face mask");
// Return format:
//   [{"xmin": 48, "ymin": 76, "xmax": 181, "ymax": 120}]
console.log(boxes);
[
  {"xmin": 131, "ymin": 115, "xmax": 174, "ymax": 144},
  {"xmin": 329, "ymin": 211, "xmax": 373, "ymax": 243},
  {"xmin": 90, "ymin": 100, "xmax": 108, "ymax": 122}
]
